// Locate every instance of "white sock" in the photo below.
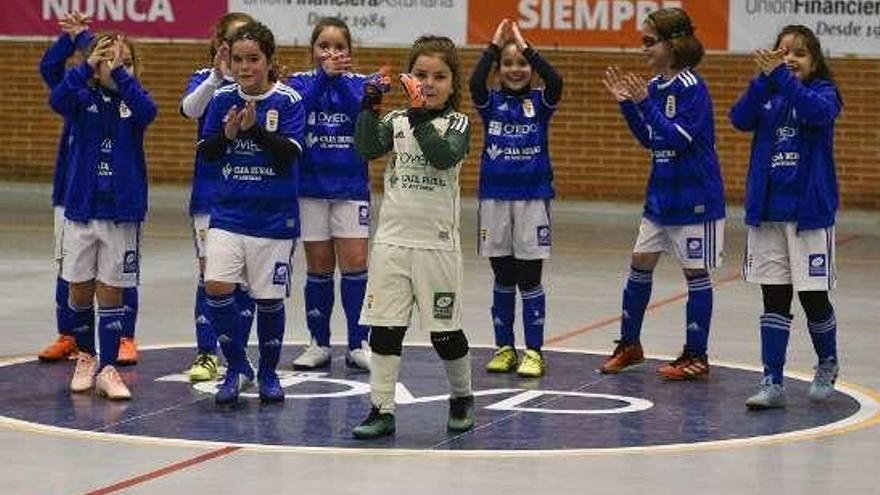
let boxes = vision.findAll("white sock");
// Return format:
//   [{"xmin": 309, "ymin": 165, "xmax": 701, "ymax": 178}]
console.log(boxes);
[
  {"xmin": 444, "ymin": 353, "xmax": 472, "ymax": 398},
  {"xmin": 370, "ymin": 353, "xmax": 401, "ymax": 414}
]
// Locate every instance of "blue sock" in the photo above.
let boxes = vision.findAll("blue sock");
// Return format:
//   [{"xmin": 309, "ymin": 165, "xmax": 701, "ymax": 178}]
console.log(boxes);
[
  {"xmin": 620, "ymin": 267, "xmax": 653, "ymax": 344},
  {"xmin": 235, "ymin": 286, "xmax": 255, "ymax": 347},
  {"xmin": 206, "ymin": 293, "xmax": 247, "ymax": 372},
  {"xmin": 195, "ymin": 281, "xmax": 216, "ymax": 354},
  {"xmin": 808, "ymin": 312, "xmax": 838, "ymax": 363},
  {"xmin": 305, "ymin": 272, "xmax": 334, "ymax": 347},
  {"xmin": 760, "ymin": 313, "xmax": 792, "ymax": 384},
  {"xmin": 684, "ymin": 272, "xmax": 713, "ymax": 357},
  {"xmin": 55, "ymin": 277, "xmax": 73, "ymax": 336},
  {"xmin": 122, "ymin": 287, "xmax": 138, "ymax": 339},
  {"xmin": 69, "ymin": 301, "xmax": 95, "ymax": 354},
  {"xmin": 521, "ymin": 285, "xmax": 545, "ymax": 351},
  {"xmin": 341, "ymin": 270, "xmax": 368, "ymax": 350},
  {"xmin": 492, "ymin": 284, "xmax": 516, "ymax": 347},
  {"xmin": 97, "ymin": 306, "xmax": 126, "ymax": 368},
  {"xmin": 256, "ymin": 299, "xmax": 285, "ymax": 380}
]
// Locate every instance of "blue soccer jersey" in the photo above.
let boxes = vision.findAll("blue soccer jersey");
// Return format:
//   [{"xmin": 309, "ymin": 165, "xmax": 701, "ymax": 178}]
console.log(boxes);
[
  {"xmin": 200, "ymin": 82, "xmax": 305, "ymax": 239},
  {"xmin": 286, "ymin": 69, "xmax": 370, "ymax": 200},
  {"xmin": 50, "ymin": 63, "xmax": 157, "ymax": 223},
  {"xmin": 183, "ymin": 68, "xmax": 236, "ymax": 215},
  {"xmin": 39, "ymin": 31, "xmax": 95, "ymax": 207},
  {"xmin": 620, "ymin": 69, "xmax": 725, "ymax": 225},
  {"xmin": 763, "ymin": 101, "xmax": 802, "ymax": 221},
  {"xmin": 476, "ymin": 88, "xmax": 555, "ymax": 200}
]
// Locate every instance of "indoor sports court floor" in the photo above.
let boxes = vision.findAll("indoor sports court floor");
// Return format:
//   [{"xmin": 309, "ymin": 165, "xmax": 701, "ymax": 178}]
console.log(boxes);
[{"xmin": 1, "ymin": 181, "xmax": 878, "ymax": 494}]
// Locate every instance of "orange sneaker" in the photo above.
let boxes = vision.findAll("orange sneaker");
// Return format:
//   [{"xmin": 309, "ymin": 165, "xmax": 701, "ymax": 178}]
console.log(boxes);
[
  {"xmin": 117, "ymin": 337, "xmax": 139, "ymax": 366},
  {"xmin": 599, "ymin": 340, "xmax": 644, "ymax": 374},
  {"xmin": 656, "ymin": 351, "xmax": 709, "ymax": 380},
  {"xmin": 38, "ymin": 335, "xmax": 78, "ymax": 362}
]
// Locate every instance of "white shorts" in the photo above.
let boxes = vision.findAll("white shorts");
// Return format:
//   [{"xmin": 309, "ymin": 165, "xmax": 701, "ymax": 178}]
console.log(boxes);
[
  {"xmin": 633, "ymin": 217, "xmax": 724, "ymax": 270},
  {"xmin": 743, "ymin": 223, "xmax": 836, "ymax": 291},
  {"xmin": 61, "ymin": 219, "xmax": 141, "ymax": 287},
  {"xmin": 203, "ymin": 228, "xmax": 295, "ymax": 299},
  {"xmin": 191, "ymin": 214, "xmax": 210, "ymax": 259},
  {"xmin": 53, "ymin": 206, "xmax": 65, "ymax": 263},
  {"xmin": 477, "ymin": 199, "xmax": 552, "ymax": 259},
  {"xmin": 300, "ymin": 197, "xmax": 370, "ymax": 242},
  {"xmin": 360, "ymin": 243, "xmax": 462, "ymax": 332}
]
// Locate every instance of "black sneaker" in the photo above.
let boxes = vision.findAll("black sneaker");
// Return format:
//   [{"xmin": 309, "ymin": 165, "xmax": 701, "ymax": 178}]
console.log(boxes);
[
  {"xmin": 352, "ymin": 406, "xmax": 395, "ymax": 439},
  {"xmin": 447, "ymin": 395, "xmax": 475, "ymax": 432}
]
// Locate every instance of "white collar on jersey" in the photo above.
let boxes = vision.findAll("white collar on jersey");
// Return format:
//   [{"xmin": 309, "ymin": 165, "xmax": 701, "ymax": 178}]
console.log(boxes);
[
  {"xmin": 237, "ymin": 81, "xmax": 279, "ymax": 101},
  {"xmin": 657, "ymin": 68, "xmax": 696, "ymax": 90}
]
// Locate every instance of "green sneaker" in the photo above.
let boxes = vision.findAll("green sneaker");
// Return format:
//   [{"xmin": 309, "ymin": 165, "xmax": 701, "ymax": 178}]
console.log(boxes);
[
  {"xmin": 187, "ymin": 353, "xmax": 220, "ymax": 382},
  {"xmin": 352, "ymin": 406, "xmax": 396, "ymax": 439},
  {"xmin": 516, "ymin": 349, "xmax": 546, "ymax": 378},
  {"xmin": 447, "ymin": 395, "xmax": 475, "ymax": 432},
  {"xmin": 485, "ymin": 345, "xmax": 518, "ymax": 373}
]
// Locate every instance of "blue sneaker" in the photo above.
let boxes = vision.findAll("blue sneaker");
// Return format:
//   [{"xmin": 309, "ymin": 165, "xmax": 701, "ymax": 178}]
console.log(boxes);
[
  {"xmin": 259, "ymin": 372, "xmax": 285, "ymax": 403},
  {"xmin": 746, "ymin": 376, "xmax": 786, "ymax": 410},
  {"xmin": 808, "ymin": 359, "xmax": 839, "ymax": 402},
  {"xmin": 215, "ymin": 365, "xmax": 254, "ymax": 405}
]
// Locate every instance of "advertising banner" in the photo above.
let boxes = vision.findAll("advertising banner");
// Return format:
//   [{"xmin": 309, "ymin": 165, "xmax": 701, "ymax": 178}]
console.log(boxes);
[
  {"xmin": 0, "ymin": 0, "xmax": 226, "ymax": 39},
  {"xmin": 228, "ymin": 0, "xmax": 468, "ymax": 47},
  {"xmin": 729, "ymin": 0, "xmax": 880, "ymax": 55},
  {"xmin": 467, "ymin": 0, "xmax": 729, "ymax": 50}
]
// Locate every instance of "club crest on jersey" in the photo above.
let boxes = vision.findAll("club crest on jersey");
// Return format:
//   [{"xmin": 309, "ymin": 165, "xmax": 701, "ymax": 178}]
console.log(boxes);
[
  {"xmin": 266, "ymin": 109, "xmax": 279, "ymax": 132},
  {"xmin": 119, "ymin": 101, "xmax": 131, "ymax": 119},
  {"xmin": 358, "ymin": 205, "xmax": 370, "ymax": 226},
  {"xmin": 536, "ymin": 225, "xmax": 552, "ymax": 247},
  {"xmin": 686, "ymin": 238, "xmax": 703, "ymax": 259},
  {"xmin": 433, "ymin": 292, "xmax": 455, "ymax": 319},
  {"xmin": 809, "ymin": 254, "xmax": 827, "ymax": 277},
  {"xmin": 522, "ymin": 100, "xmax": 535, "ymax": 118},
  {"xmin": 123, "ymin": 250, "xmax": 138, "ymax": 273},
  {"xmin": 221, "ymin": 164, "xmax": 233, "ymax": 180},
  {"xmin": 665, "ymin": 95, "xmax": 676, "ymax": 118},
  {"xmin": 273, "ymin": 262, "xmax": 289, "ymax": 285},
  {"xmin": 488, "ymin": 121, "xmax": 502, "ymax": 136}
]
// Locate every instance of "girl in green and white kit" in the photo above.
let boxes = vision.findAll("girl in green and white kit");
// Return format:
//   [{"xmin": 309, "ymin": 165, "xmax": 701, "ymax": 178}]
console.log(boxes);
[{"xmin": 352, "ymin": 35, "xmax": 473, "ymax": 439}]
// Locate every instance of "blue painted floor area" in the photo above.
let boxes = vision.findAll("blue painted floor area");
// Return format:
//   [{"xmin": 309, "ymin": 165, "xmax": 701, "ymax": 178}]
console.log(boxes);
[{"xmin": 0, "ymin": 345, "xmax": 859, "ymax": 450}]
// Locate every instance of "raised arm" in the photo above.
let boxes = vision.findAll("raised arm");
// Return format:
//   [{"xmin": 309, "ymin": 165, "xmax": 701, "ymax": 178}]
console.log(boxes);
[{"xmin": 409, "ymin": 111, "xmax": 470, "ymax": 170}]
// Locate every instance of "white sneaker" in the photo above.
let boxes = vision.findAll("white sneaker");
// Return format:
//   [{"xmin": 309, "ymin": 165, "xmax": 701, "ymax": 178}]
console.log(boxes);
[
  {"xmin": 346, "ymin": 346, "xmax": 371, "ymax": 371},
  {"xmin": 70, "ymin": 352, "xmax": 98, "ymax": 392},
  {"xmin": 95, "ymin": 365, "xmax": 132, "ymax": 400},
  {"xmin": 292, "ymin": 341, "xmax": 331, "ymax": 369}
]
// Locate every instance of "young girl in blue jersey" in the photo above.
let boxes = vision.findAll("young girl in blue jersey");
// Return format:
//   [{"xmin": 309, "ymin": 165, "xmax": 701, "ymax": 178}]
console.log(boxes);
[
  {"xmin": 286, "ymin": 17, "xmax": 372, "ymax": 372},
  {"xmin": 600, "ymin": 7, "xmax": 725, "ymax": 380},
  {"xmin": 469, "ymin": 19, "xmax": 562, "ymax": 378},
  {"xmin": 198, "ymin": 21, "xmax": 305, "ymax": 405},
  {"xmin": 351, "ymin": 35, "xmax": 474, "ymax": 438},
  {"xmin": 730, "ymin": 25, "xmax": 843, "ymax": 409},
  {"xmin": 38, "ymin": 11, "xmax": 94, "ymax": 363},
  {"xmin": 39, "ymin": 13, "xmax": 139, "ymax": 366},
  {"xmin": 179, "ymin": 12, "xmax": 255, "ymax": 383},
  {"xmin": 50, "ymin": 32, "xmax": 157, "ymax": 399}
]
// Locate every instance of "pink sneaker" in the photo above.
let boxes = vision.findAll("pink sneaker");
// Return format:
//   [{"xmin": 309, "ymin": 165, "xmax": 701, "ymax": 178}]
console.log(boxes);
[
  {"xmin": 70, "ymin": 352, "xmax": 98, "ymax": 392},
  {"xmin": 95, "ymin": 365, "xmax": 132, "ymax": 400}
]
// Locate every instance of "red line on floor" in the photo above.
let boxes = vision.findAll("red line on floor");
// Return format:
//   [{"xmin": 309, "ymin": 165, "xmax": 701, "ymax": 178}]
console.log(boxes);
[
  {"xmin": 80, "ymin": 446, "xmax": 241, "ymax": 495},
  {"xmin": 547, "ymin": 233, "xmax": 859, "ymax": 346},
  {"xmin": 73, "ymin": 235, "xmax": 861, "ymax": 491}
]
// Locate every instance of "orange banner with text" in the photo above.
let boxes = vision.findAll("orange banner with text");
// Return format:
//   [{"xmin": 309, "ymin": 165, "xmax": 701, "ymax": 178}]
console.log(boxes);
[{"xmin": 467, "ymin": 0, "xmax": 728, "ymax": 50}]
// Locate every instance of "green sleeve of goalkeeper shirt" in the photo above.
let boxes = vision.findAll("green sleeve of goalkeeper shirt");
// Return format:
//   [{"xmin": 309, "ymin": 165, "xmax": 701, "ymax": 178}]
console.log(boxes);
[
  {"xmin": 411, "ymin": 112, "xmax": 470, "ymax": 170},
  {"xmin": 354, "ymin": 109, "xmax": 395, "ymax": 161}
]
